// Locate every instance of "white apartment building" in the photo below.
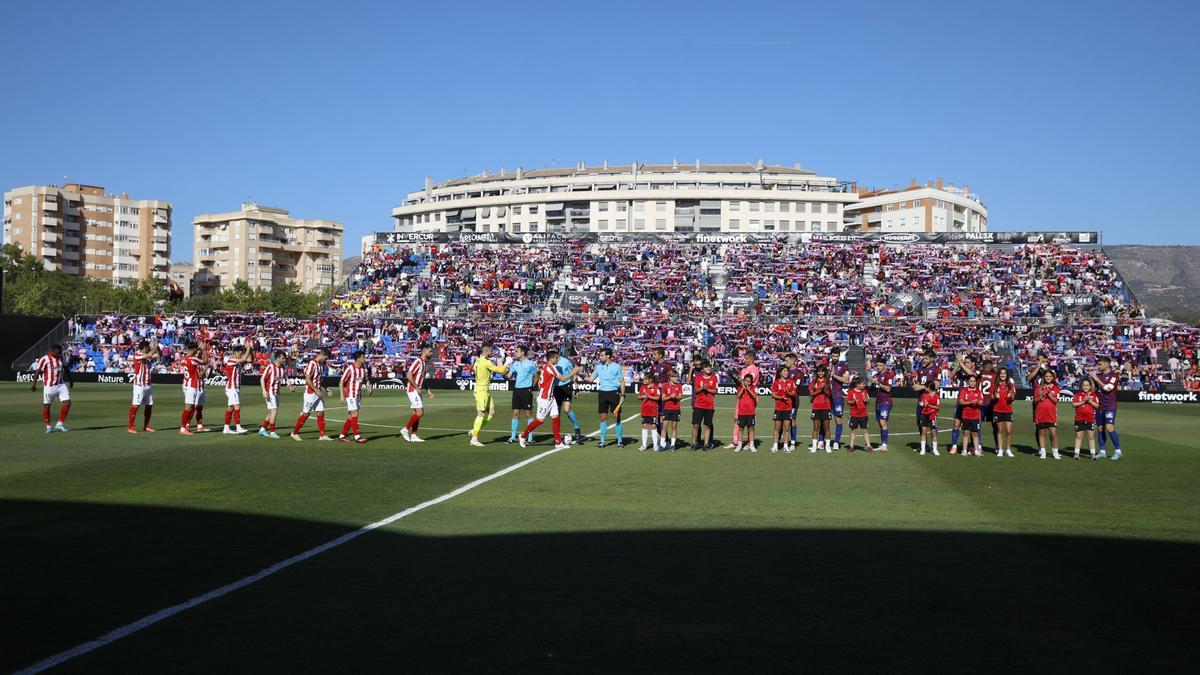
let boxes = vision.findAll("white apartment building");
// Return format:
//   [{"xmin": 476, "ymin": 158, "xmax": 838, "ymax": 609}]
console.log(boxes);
[
  {"xmin": 392, "ymin": 161, "xmax": 859, "ymax": 235},
  {"xmin": 192, "ymin": 203, "xmax": 343, "ymax": 294},
  {"xmin": 843, "ymin": 179, "xmax": 988, "ymax": 233},
  {"xmin": 3, "ymin": 183, "xmax": 171, "ymax": 284}
]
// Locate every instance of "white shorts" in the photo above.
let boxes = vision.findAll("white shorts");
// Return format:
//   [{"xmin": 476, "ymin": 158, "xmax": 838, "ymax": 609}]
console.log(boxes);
[
  {"xmin": 183, "ymin": 387, "xmax": 206, "ymax": 407},
  {"xmin": 407, "ymin": 389, "xmax": 424, "ymax": 410},
  {"xmin": 132, "ymin": 385, "xmax": 154, "ymax": 406},
  {"xmin": 43, "ymin": 383, "xmax": 70, "ymax": 405},
  {"xmin": 535, "ymin": 395, "xmax": 559, "ymax": 421},
  {"xmin": 264, "ymin": 393, "xmax": 279, "ymax": 410},
  {"xmin": 346, "ymin": 397, "xmax": 360, "ymax": 412},
  {"xmin": 302, "ymin": 392, "xmax": 325, "ymax": 414},
  {"xmin": 225, "ymin": 388, "xmax": 240, "ymax": 406}
]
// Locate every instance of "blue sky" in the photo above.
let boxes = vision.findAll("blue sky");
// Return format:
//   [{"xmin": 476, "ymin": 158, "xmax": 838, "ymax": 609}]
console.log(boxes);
[{"xmin": 3, "ymin": 0, "xmax": 1198, "ymax": 257}]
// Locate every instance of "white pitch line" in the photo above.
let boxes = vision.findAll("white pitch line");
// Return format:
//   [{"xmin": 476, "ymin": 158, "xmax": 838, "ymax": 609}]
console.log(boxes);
[{"xmin": 15, "ymin": 406, "xmax": 648, "ymax": 675}]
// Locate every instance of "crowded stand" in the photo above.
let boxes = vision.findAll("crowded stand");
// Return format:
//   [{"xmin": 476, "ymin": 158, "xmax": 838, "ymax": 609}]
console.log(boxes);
[{"xmin": 56, "ymin": 240, "xmax": 1192, "ymax": 394}]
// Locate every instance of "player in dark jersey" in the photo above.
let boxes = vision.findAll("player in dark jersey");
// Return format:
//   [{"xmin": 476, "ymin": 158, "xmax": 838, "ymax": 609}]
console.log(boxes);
[
  {"xmin": 829, "ymin": 347, "xmax": 852, "ymax": 450},
  {"xmin": 1089, "ymin": 356, "xmax": 1123, "ymax": 460},
  {"xmin": 912, "ymin": 349, "xmax": 940, "ymax": 450},
  {"xmin": 949, "ymin": 354, "xmax": 978, "ymax": 455},
  {"xmin": 870, "ymin": 360, "xmax": 895, "ymax": 451},
  {"xmin": 978, "ymin": 359, "xmax": 999, "ymax": 452},
  {"xmin": 648, "ymin": 347, "xmax": 673, "ymax": 442},
  {"xmin": 782, "ymin": 353, "xmax": 806, "ymax": 447}
]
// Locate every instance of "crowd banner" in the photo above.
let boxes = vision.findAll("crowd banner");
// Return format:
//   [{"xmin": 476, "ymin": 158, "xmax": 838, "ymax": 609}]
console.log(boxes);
[
  {"xmin": 724, "ymin": 293, "xmax": 759, "ymax": 311},
  {"xmin": 7, "ymin": 370, "xmax": 1197, "ymax": 405},
  {"xmin": 561, "ymin": 291, "xmax": 599, "ymax": 311},
  {"xmin": 887, "ymin": 292, "xmax": 927, "ymax": 316},
  {"xmin": 375, "ymin": 230, "xmax": 1100, "ymax": 247}
]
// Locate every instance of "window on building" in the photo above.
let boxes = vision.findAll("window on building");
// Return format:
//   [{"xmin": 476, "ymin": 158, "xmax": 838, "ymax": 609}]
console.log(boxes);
[
  {"xmin": 634, "ymin": 219, "xmax": 645, "ymax": 230},
  {"xmin": 616, "ymin": 218, "xmax": 627, "ymax": 229},
  {"xmin": 729, "ymin": 219, "xmax": 740, "ymax": 230},
  {"xmin": 780, "ymin": 202, "xmax": 790, "ymax": 212},
  {"xmin": 529, "ymin": 205, "xmax": 539, "ymax": 214},
  {"xmin": 749, "ymin": 202, "xmax": 760, "ymax": 212},
  {"xmin": 655, "ymin": 218, "xmax": 666, "ymax": 230},
  {"xmin": 729, "ymin": 201, "xmax": 740, "ymax": 212},
  {"xmin": 598, "ymin": 202, "xmax": 608, "ymax": 212},
  {"xmin": 764, "ymin": 220, "xmax": 775, "ymax": 230},
  {"xmin": 655, "ymin": 201, "xmax": 666, "ymax": 212},
  {"xmin": 634, "ymin": 202, "xmax": 645, "ymax": 212},
  {"xmin": 827, "ymin": 203, "xmax": 837, "ymax": 214},
  {"xmin": 598, "ymin": 219, "xmax": 609, "ymax": 229},
  {"xmin": 826, "ymin": 221, "xmax": 835, "ymax": 230},
  {"xmin": 780, "ymin": 220, "xmax": 790, "ymax": 230},
  {"xmin": 765, "ymin": 202, "xmax": 775, "ymax": 213},
  {"xmin": 616, "ymin": 202, "xmax": 627, "ymax": 212},
  {"xmin": 513, "ymin": 206, "xmax": 522, "ymax": 215}
]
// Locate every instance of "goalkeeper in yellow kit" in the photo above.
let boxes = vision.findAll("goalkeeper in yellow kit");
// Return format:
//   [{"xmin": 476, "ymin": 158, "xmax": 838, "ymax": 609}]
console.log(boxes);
[{"xmin": 469, "ymin": 342, "xmax": 510, "ymax": 446}]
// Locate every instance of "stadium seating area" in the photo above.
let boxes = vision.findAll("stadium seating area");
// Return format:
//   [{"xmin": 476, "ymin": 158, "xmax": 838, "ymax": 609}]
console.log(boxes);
[{"xmin": 60, "ymin": 241, "xmax": 1195, "ymax": 391}]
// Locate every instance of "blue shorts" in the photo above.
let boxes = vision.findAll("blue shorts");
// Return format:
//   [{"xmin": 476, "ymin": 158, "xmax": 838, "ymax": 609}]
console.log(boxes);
[
  {"xmin": 916, "ymin": 403, "xmax": 924, "ymax": 418},
  {"xmin": 875, "ymin": 406, "xmax": 891, "ymax": 422},
  {"xmin": 832, "ymin": 399, "xmax": 845, "ymax": 418},
  {"xmin": 1100, "ymin": 409, "xmax": 1116, "ymax": 425}
]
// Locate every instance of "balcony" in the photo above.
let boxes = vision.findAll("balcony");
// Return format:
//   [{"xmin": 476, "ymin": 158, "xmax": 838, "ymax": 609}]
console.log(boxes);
[
  {"xmin": 62, "ymin": 250, "xmax": 80, "ymax": 261},
  {"xmin": 113, "ymin": 268, "xmax": 139, "ymax": 279},
  {"xmin": 154, "ymin": 212, "xmax": 168, "ymax": 224},
  {"xmin": 63, "ymin": 235, "xmax": 80, "ymax": 246},
  {"xmin": 41, "ymin": 216, "xmax": 59, "ymax": 227},
  {"xmin": 62, "ymin": 219, "xmax": 80, "ymax": 231},
  {"xmin": 153, "ymin": 256, "xmax": 168, "ymax": 267},
  {"xmin": 153, "ymin": 240, "xmax": 168, "ymax": 253},
  {"xmin": 41, "ymin": 231, "xmax": 57, "ymax": 243},
  {"xmin": 115, "ymin": 255, "xmax": 138, "ymax": 265},
  {"xmin": 151, "ymin": 271, "xmax": 168, "ymax": 280},
  {"xmin": 42, "ymin": 199, "xmax": 58, "ymax": 211},
  {"xmin": 41, "ymin": 246, "xmax": 57, "ymax": 257},
  {"xmin": 197, "ymin": 248, "xmax": 215, "ymax": 259},
  {"xmin": 62, "ymin": 265, "xmax": 80, "ymax": 275}
]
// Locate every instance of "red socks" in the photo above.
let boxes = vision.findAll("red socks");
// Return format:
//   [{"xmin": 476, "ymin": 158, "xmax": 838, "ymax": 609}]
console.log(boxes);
[
  {"xmin": 316, "ymin": 414, "xmax": 326, "ymax": 435},
  {"xmin": 195, "ymin": 407, "xmax": 204, "ymax": 424},
  {"xmin": 129, "ymin": 406, "xmax": 138, "ymax": 428},
  {"xmin": 224, "ymin": 410, "xmax": 233, "ymax": 426},
  {"xmin": 233, "ymin": 409, "xmax": 240, "ymax": 425},
  {"xmin": 405, "ymin": 412, "xmax": 421, "ymax": 431},
  {"xmin": 523, "ymin": 419, "xmax": 543, "ymax": 438},
  {"xmin": 341, "ymin": 419, "xmax": 353, "ymax": 436},
  {"xmin": 353, "ymin": 418, "xmax": 361, "ymax": 435},
  {"xmin": 552, "ymin": 417, "xmax": 562, "ymax": 443},
  {"xmin": 144, "ymin": 405, "xmax": 152, "ymax": 427},
  {"xmin": 181, "ymin": 409, "xmax": 193, "ymax": 428},
  {"xmin": 293, "ymin": 414, "xmax": 309, "ymax": 434},
  {"xmin": 42, "ymin": 408, "xmax": 51, "ymax": 425}
]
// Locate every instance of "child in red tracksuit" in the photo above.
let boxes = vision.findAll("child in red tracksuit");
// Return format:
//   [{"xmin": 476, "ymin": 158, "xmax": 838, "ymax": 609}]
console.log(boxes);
[
  {"xmin": 918, "ymin": 382, "xmax": 941, "ymax": 456},
  {"xmin": 735, "ymin": 374, "xmax": 758, "ymax": 453}
]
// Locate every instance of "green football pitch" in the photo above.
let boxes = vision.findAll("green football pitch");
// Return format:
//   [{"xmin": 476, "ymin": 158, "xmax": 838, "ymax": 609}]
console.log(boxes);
[{"xmin": 3, "ymin": 382, "xmax": 1198, "ymax": 672}]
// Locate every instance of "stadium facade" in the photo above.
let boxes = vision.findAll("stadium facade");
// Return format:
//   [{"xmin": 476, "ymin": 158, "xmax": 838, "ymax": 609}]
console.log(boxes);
[{"xmin": 391, "ymin": 162, "xmax": 987, "ymax": 235}]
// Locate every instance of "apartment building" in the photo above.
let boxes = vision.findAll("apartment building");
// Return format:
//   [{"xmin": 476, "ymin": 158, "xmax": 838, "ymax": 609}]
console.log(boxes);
[
  {"xmin": 842, "ymin": 179, "xmax": 988, "ymax": 233},
  {"xmin": 2, "ymin": 183, "xmax": 171, "ymax": 284},
  {"xmin": 192, "ymin": 203, "xmax": 343, "ymax": 294}
]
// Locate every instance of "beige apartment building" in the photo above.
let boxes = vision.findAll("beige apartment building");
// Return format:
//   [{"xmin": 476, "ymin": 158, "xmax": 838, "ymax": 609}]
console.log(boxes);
[
  {"xmin": 842, "ymin": 179, "xmax": 988, "ymax": 233},
  {"xmin": 192, "ymin": 203, "xmax": 343, "ymax": 294},
  {"xmin": 2, "ymin": 183, "xmax": 171, "ymax": 284}
]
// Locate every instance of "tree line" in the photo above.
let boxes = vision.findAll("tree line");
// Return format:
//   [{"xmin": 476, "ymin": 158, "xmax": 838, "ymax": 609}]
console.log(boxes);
[{"xmin": 0, "ymin": 244, "xmax": 330, "ymax": 318}]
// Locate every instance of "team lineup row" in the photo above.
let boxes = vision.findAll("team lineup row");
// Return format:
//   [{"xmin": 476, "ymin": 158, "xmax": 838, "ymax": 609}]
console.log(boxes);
[{"xmin": 30, "ymin": 339, "xmax": 1127, "ymax": 462}]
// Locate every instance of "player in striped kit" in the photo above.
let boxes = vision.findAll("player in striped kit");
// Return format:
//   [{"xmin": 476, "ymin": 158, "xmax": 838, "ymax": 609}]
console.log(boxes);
[
  {"xmin": 222, "ymin": 345, "xmax": 253, "ymax": 435},
  {"xmin": 31, "ymin": 344, "xmax": 73, "ymax": 433},
  {"xmin": 257, "ymin": 350, "xmax": 293, "ymax": 439},
  {"xmin": 179, "ymin": 342, "xmax": 209, "ymax": 435},
  {"xmin": 518, "ymin": 348, "xmax": 571, "ymax": 450},
  {"xmin": 338, "ymin": 351, "xmax": 373, "ymax": 443},
  {"xmin": 128, "ymin": 339, "xmax": 160, "ymax": 433},
  {"xmin": 291, "ymin": 349, "xmax": 333, "ymax": 442},
  {"xmin": 401, "ymin": 343, "xmax": 434, "ymax": 443}
]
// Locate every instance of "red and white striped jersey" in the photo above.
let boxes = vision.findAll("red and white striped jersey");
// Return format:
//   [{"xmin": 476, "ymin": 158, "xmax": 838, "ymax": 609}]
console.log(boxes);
[
  {"xmin": 537, "ymin": 363, "xmax": 558, "ymax": 399},
  {"xmin": 131, "ymin": 352, "xmax": 154, "ymax": 387},
  {"xmin": 304, "ymin": 360, "xmax": 323, "ymax": 395},
  {"xmin": 261, "ymin": 363, "xmax": 284, "ymax": 395},
  {"xmin": 341, "ymin": 364, "xmax": 367, "ymax": 398},
  {"xmin": 223, "ymin": 357, "xmax": 242, "ymax": 390},
  {"xmin": 33, "ymin": 354, "xmax": 64, "ymax": 387},
  {"xmin": 182, "ymin": 355, "xmax": 205, "ymax": 391},
  {"xmin": 406, "ymin": 357, "xmax": 426, "ymax": 392}
]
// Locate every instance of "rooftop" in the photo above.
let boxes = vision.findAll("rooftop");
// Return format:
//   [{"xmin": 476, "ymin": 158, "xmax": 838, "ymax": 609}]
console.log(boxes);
[{"xmin": 433, "ymin": 161, "xmax": 819, "ymax": 189}]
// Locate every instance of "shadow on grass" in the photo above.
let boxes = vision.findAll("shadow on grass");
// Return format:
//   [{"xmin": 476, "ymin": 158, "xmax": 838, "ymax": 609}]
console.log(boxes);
[{"xmin": 2, "ymin": 499, "xmax": 1193, "ymax": 672}]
